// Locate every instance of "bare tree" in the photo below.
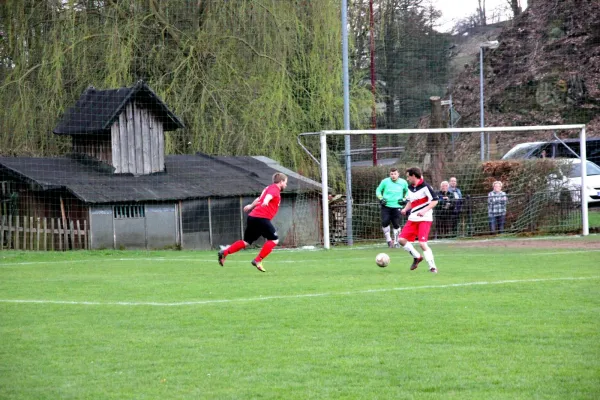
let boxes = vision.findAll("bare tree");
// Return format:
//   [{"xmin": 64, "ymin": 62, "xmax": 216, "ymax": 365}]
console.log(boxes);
[
  {"xmin": 507, "ymin": 0, "xmax": 522, "ymax": 17},
  {"xmin": 477, "ymin": 0, "xmax": 487, "ymax": 26}
]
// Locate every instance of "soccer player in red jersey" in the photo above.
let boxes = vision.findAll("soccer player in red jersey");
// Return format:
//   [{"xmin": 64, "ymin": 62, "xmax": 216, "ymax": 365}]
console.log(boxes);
[
  {"xmin": 218, "ymin": 172, "xmax": 288, "ymax": 272},
  {"xmin": 398, "ymin": 167, "xmax": 440, "ymax": 273}
]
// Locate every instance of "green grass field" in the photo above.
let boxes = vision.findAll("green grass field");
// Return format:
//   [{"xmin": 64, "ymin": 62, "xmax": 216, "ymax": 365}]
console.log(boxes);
[
  {"xmin": 589, "ymin": 208, "xmax": 600, "ymax": 228},
  {"xmin": 1, "ymin": 236, "xmax": 600, "ymax": 399}
]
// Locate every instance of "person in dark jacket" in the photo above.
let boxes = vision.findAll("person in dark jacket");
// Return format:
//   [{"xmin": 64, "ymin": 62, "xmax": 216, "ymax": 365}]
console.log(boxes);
[{"xmin": 436, "ymin": 181, "xmax": 455, "ymax": 237}]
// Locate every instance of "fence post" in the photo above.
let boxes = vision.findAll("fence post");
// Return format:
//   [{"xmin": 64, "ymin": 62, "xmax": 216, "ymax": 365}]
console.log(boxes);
[
  {"xmin": 29, "ymin": 216, "xmax": 33, "ymax": 250},
  {"xmin": 0, "ymin": 215, "xmax": 4, "ymax": 249},
  {"xmin": 467, "ymin": 195, "xmax": 473, "ymax": 237},
  {"xmin": 36, "ymin": 217, "xmax": 40, "ymax": 251},
  {"xmin": 8, "ymin": 215, "xmax": 13, "ymax": 249},
  {"xmin": 15, "ymin": 216, "xmax": 20, "ymax": 250},
  {"xmin": 62, "ymin": 220, "xmax": 68, "ymax": 251},
  {"xmin": 69, "ymin": 220, "xmax": 74, "ymax": 250},
  {"xmin": 43, "ymin": 218, "xmax": 47, "ymax": 251},
  {"xmin": 84, "ymin": 219, "xmax": 88, "ymax": 250},
  {"xmin": 58, "ymin": 218, "xmax": 63, "ymax": 251},
  {"xmin": 51, "ymin": 218, "xmax": 55, "ymax": 251},
  {"xmin": 22, "ymin": 216, "xmax": 26, "ymax": 250}
]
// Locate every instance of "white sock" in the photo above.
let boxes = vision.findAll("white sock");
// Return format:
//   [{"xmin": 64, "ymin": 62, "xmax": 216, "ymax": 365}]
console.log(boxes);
[
  {"xmin": 383, "ymin": 226, "xmax": 391, "ymax": 242},
  {"xmin": 402, "ymin": 242, "xmax": 421, "ymax": 258},
  {"xmin": 392, "ymin": 229, "xmax": 399, "ymax": 243},
  {"xmin": 423, "ymin": 248, "xmax": 437, "ymax": 269}
]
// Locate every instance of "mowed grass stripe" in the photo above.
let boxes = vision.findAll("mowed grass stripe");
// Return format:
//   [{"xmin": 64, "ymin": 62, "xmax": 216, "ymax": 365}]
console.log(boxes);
[
  {"xmin": 0, "ymin": 276, "xmax": 597, "ymax": 307},
  {"xmin": 1, "ymin": 248, "xmax": 600, "ymax": 267}
]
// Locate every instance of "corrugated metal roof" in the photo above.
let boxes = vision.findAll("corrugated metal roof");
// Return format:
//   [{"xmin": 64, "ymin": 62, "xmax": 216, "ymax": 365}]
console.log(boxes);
[
  {"xmin": 53, "ymin": 81, "xmax": 184, "ymax": 135},
  {"xmin": 0, "ymin": 153, "xmax": 321, "ymax": 204}
]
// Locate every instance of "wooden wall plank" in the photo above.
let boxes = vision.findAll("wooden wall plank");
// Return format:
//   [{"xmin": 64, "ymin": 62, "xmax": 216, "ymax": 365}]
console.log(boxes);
[
  {"xmin": 149, "ymin": 113, "xmax": 159, "ymax": 173},
  {"xmin": 157, "ymin": 119, "xmax": 165, "ymax": 172},
  {"xmin": 133, "ymin": 103, "xmax": 143, "ymax": 175},
  {"xmin": 119, "ymin": 112, "xmax": 129, "ymax": 173},
  {"xmin": 141, "ymin": 107, "xmax": 152, "ymax": 174},
  {"xmin": 126, "ymin": 103, "xmax": 136, "ymax": 174},
  {"xmin": 112, "ymin": 122, "xmax": 122, "ymax": 173}
]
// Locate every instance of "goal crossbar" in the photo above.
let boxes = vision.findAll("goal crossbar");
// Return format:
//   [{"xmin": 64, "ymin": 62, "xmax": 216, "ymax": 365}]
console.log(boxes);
[{"xmin": 298, "ymin": 125, "xmax": 589, "ymax": 249}]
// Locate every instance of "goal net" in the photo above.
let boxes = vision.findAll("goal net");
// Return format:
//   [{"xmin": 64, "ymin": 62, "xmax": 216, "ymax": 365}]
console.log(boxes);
[{"xmin": 298, "ymin": 125, "xmax": 591, "ymax": 249}]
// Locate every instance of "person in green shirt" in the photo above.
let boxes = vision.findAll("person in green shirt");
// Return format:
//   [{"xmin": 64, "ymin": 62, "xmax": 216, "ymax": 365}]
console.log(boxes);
[{"xmin": 375, "ymin": 167, "xmax": 409, "ymax": 248}]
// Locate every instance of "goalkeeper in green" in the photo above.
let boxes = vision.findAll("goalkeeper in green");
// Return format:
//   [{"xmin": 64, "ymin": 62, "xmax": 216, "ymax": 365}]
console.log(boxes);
[{"xmin": 376, "ymin": 167, "xmax": 409, "ymax": 248}]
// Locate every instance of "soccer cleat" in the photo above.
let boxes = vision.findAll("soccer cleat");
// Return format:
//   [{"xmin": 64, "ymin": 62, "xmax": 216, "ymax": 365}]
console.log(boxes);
[
  {"xmin": 410, "ymin": 256, "xmax": 423, "ymax": 270},
  {"xmin": 394, "ymin": 242, "xmax": 401, "ymax": 249},
  {"xmin": 251, "ymin": 259, "xmax": 266, "ymax": 272},
  {"xmin": 429, "ymin": 267, "xmax": 438, "ymax": 274},
  {"xmin": 218, "ymin": 251, "xmax": 226, "ymax": 266},
  {"xmin": 387, "ymin": 241, "xmax": 393, "ymax": 248}
]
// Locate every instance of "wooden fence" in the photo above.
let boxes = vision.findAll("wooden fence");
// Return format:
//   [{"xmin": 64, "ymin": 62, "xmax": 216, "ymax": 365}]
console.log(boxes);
[{"xmin": 0, "ymin": 215, "xmax": 88, "ymax": 251}]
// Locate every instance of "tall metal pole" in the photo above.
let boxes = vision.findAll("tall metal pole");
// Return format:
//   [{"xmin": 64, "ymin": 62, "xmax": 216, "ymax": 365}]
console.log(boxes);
[
  {"xmin": 580, "ymin": 126, "xmax": 589, "ymax": 236},
  {"xmin": 342, "ymin": 0, "xmax": 353, "ymax": 245},
  {"xmin": 369, "ymin": 0, "xmax": 377, "ymax": 166},
  {"xmin": 320, "ymin": 132, "xmax": 331, "ymax": 249},
  {"xmin": 479, "ymin": 46, "xmax": 485, "ymax": 161}
]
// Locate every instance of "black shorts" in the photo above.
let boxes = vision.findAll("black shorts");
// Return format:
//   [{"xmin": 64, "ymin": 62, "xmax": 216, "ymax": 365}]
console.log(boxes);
[
  {"xmin": 243, "ymin": 215, "xmax": 278, "ymax": 244},
  {"xmin": 381, "ymin": 206, "xmax": 401, "ymax": 229}
]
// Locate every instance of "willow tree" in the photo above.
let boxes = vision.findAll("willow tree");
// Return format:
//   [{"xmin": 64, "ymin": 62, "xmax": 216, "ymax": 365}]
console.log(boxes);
[{"xmin": 0, "ymin": 0, "xmax": 371, "ymax": 175}]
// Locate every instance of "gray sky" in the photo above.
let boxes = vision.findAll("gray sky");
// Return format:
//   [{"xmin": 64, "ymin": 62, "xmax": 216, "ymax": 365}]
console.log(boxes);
[{"xmin": 433, "ymin": 0, "xmax": 529, "ymax": 32}]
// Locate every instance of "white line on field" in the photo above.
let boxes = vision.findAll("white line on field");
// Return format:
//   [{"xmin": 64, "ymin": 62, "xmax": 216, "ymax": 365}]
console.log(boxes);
[
  {"xmin": 0, "ymin": 276, "xmax": 597, "ymax": 307},
  {"xmin": 1, "ymin": 249, "xmax": 600, "ymax": 267}
]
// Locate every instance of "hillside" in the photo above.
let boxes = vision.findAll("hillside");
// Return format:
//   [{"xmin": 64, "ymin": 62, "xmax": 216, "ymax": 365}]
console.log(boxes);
[{"xmin": 448, "ymin": 0, "xmax": 600, "ymax": 158}]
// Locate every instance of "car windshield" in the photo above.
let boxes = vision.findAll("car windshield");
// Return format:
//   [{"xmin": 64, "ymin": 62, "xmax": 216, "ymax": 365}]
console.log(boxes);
[
  {"xmin": 502, "ymin": 143, "xmax": 544, "ymax": 159},
  {"xmin": 563, "ymin": 161, "xmax": 600, "ymax": 178}
]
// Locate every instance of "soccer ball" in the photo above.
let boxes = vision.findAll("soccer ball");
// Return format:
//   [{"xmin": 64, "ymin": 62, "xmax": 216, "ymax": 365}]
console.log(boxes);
[{"xmin": 375, "ymin": 253, "xmax": 390, "ymax": 268}]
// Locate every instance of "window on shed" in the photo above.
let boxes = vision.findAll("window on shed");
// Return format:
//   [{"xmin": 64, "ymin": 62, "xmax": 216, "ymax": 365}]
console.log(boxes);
[{"xmin": 113, "ymin": 204, "xmax": 145, "ymax": 219}]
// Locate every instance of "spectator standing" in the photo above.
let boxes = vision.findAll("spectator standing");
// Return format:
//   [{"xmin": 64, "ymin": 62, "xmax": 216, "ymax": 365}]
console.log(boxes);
[
  {"xmin": 488, "ymin": 181, "xmax": 507, "ymax": 234},
  {"xmin": 375, "ymin": 167, "xmax": 409, "ymax": 248},
  {"xmin": 436, "ymin": 181, "xmax": 455, "ymax": 237},
  {"xmin": 448, "ymin": 176, "xmax": 463, "ymax": 235}
]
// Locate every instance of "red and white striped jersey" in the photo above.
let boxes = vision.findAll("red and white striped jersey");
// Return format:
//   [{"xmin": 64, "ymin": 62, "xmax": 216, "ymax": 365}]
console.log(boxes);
[{"xmin": 407, "ymin": 179, "xmax": 439, "ymax": 222}]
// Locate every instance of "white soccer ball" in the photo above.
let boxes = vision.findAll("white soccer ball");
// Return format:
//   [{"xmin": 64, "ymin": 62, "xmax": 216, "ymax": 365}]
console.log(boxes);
[{"xmin": 376, "ymin": 253, "xmax": 390, "ymax": 268}]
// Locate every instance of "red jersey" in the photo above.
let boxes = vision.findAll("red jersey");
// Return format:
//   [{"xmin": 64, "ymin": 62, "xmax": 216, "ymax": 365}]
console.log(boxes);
[{"xmin": 249, "ymin": 183, "xmax": 281, "ymax": 220}]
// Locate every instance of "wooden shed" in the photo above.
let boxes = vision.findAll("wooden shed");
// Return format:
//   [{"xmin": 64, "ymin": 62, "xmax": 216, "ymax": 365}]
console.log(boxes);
[
  {"xmin": 53, "ymin": 80, "xmax": 183, "ymax": 175},
  {"xmin": 0, "ymin": 82, "xmax": 322, "ymax": 251}
]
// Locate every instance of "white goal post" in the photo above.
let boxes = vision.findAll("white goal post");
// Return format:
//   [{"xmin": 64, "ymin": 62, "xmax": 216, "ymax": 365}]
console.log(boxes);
[{"xmin": 298, "ymin": 124, "xmax": 589, "ymax": 249}]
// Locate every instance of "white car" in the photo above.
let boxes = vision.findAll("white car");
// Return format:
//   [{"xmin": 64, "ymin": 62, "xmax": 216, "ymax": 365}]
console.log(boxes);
[{"xmin": 549, "ymin": 159, "xmax": 600, "ymax": 204}]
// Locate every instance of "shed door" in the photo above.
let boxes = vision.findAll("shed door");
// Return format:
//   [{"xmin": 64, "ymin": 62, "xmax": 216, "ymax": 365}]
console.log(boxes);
[
  {"xmin": 113, "ymin": 204, "xmax": 146, "ymax": 249},
  {"xmin": 181, "ymin": 199, "xmax": 210, "ymax": 250},
  {"xmin": 145, "ymin": 204, "xmax": 177, "ymax": 249}
]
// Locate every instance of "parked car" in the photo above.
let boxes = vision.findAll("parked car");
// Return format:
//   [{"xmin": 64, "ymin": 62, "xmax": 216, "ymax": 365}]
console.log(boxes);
[
  {"xmin": 502, "ymin": 138, "xmax": 600, "ymax": 166},
  {"xmin": 549, "ymin": 159, "xmax": 600, "ymax": 205}
]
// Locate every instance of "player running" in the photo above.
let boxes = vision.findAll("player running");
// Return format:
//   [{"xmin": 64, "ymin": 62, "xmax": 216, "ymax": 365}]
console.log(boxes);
[
  {"xmin": 398, "ymin": 167, "xmax": 439, "ymax": 273},
  {"xmin": 217, "ymin": 172, "xmax": 288, "ymax": 272}
]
